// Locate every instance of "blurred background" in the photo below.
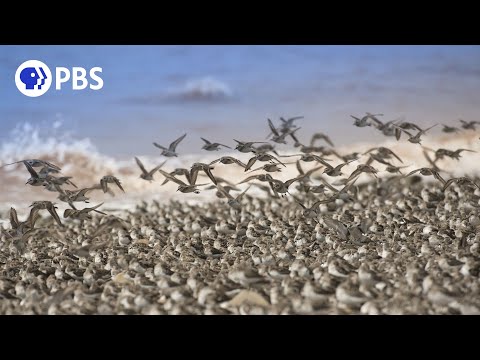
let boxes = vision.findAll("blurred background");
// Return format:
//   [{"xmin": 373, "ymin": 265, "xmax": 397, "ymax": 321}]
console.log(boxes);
[
  {"xmin": 2, "ymin": 45, "xmax": 480, "ymax": 156},
  {"xmin": 1, "ymin": 45, "xmax": 480, "ymax": 211}
]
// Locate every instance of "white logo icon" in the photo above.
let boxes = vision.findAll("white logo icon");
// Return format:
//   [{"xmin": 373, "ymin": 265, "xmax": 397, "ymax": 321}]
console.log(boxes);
[{"xmin": 15, "ymin": 60, "xmax": 53, "ymax": 97}]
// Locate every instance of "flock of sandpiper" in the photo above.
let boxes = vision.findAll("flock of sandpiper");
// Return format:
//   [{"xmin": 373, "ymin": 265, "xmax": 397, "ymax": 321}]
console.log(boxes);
[{"xmin": 1, "ymin": 114, "xmax": 480, "ymax": 247}]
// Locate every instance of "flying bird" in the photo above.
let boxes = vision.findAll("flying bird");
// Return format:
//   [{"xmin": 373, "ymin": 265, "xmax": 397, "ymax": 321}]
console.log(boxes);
[
  {"xmin": 100, "ymin": 176, "xmax": 125, "ymax": 194},
  {"xmin": 153, "ymin": 133, "xmax": 187, "ymax": 157},
  {"xmin": 157, "ymin": 169, "xmax": 209, "ymax": 194},
  {"xmin": 200, "ymin": 137, "xmax": 232, "ymax": 151},
  {"xmin": 64, "ymin": 203, "xmax": 107, "ymax": 220},
  {"xmin": 135, "ymin": 157, "xmax": 166, "ymax": 181},
  {"xmin": 29, "ymin": 201, "xmax": 63, "ymax": 227}
]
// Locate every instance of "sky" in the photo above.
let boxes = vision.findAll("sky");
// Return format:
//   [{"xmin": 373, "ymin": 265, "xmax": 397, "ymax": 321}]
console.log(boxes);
[{"xmin": 1, "ymin": 45, "xmax": 480, "ymax": 157}]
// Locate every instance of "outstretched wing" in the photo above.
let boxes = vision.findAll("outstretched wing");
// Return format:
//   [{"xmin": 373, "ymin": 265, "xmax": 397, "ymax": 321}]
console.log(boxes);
[
  {"xmin": 189, "ymin": 167, "xmax": 200, "ymax": 186},
  {"xmin": 379, "ymin": 148, "xmax": 403, "ymax": 163},
  {"xmin": 289, "ymin": 131, "xmax": 301, "ymax": 145},
  {"xmin": 296, "ymin": 160, "xmax": 304, "ymax": 175},
  {"xmin": 456, "ymin": 148, "xmax": 476, "ymax": 154},
  {"xmin": 113, "ymin": 177, "xmax": 125, "ymax": 192},
  {"xmin": 236, "ymin": 185, "xmax": 251, "ymax": 201},
  {"xmin": 200, "ymin": 137, "xmax": 212, "ymax": 145},
  {"xmin": 229, "ymin": 157, "xmax": 246, "ymax": 168},
  {"xmin": 63, "ymin": 208, "xmax": 76, "ymax": 218},
  {"xmin": 47, "ymin": 204, "xmax": 63, "ymax": 226},
  {"xmin": 335, "ymin": 160, "xmax": 355, "ymax": 171},
  {"xmin": 311, "ymin": 154, "xmax": 333, "ymax": 168},
  {"xmin": 432, "ymin": 171, "xmax": 446, "ymax": 185},
  {"xmin": 203, "ymin": 166, "xmax": 217, "ymax": 185},
  {"xmin": 311, "ymin": 133, "xmax": 334, "ymax": 147},
  {"xmin": 393, "ymin": 125, "xmax": 413, "ymax": 137},
  {"xmin": 148, "ymin": 160, "xmax": 167, "ymax": 177},
  {"xmin": 85, "ymin": 203, "xmax": 107, "ymax": 215},
  {"xmin": 66, "ymin": 178, "xmax": 78, "ymax": 188},
  {"xmin": 267, "ymin": 118, "xmax": 280, "ymax": 137},
  {"xmin": 316, "ymin": 176, "xmax": 339, "ymax": 193},
  {"xmin": 216, "ymin": 184, "xmax": 234, "ymax": 200},
  {"xmin": 9, "ymin": 207, "xmax": 19, "ymax": 229},
  {"xmin": 158, "ymin": 169, "xmax": 187, "ymax": 186},
  {"xmin": 304, "ymin": 166, "xmax": 324, "ymax": 178},
  {"xmin": 169, "ymin": 133, "xmax": 187, "ymax": 151},
  {"xmin": 285, "ymin": 174, "xmax": 307, "ymax": 187},
  {"xmin": 244, "ymin": 157, "xmax": 257, "ymax": 171},
  {"xmin": 422, "ymin": 150, "xmax": 440, "ymax": 171},
  {"xmin": 267, "ymin": 154, "xmax": 287, "ymax": 167},
  {"xmin": 283, "ymin": 116, "xmax": 304, "ymax": 124},
  {"xmin": 135, "ymin": 157, "xmax": 148, "ymax": 175},
  {"xmin": 23, "ymin": 161, "xmax": 39, "ymax": 178},
  {"xmin": 422, "ymin": 123, "xmax": 438, "ymax": 134},
  {"xmin": 405, "ymin": 168, "xmax": 422, "ymax": 177},
  {"xmin": 153, "ymin": 142, "xmax": 168, "ymax": 151},
  {"xmin": 238, "ymin": 174, "xmax": 266, "ymax": 184},
  {"xmin": 100, "ymin": 178, "xmax": 108, "ymax": 193},
  {"xmin": 27, "ymin": 207, "xmax": 40, "ymax": 228}
]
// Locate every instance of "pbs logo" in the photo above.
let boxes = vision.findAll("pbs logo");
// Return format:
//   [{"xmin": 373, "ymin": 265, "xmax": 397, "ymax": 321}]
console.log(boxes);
[
  {"xmin": 15, "ymin": 60, "xmax": 53, "ymax": 97},
  {"xmin": 15, "ymin": 60, "xmax": 103, "ymax": 97}
]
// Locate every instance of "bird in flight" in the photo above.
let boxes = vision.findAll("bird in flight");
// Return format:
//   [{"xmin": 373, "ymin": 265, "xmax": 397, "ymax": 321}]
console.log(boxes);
[
  {"xmin": 2, "ymin": 158, "xmax": 61, "ymax": 172},
  {"xmin": 29, "ymin": 201, "xmax": 63, "ymax": 227},
  {"xmin": 310, "ymin": 132, "xmax": 335, "ymax": 147},
  {"xmin": 135, "ymin": 157, "xmax": 166, "ymax": 181},
  {"xmin": 64, "ymin": 203, "xmax": 107, "ymax": 220},
  {"xmin": 100, "ymin": 175, "xmax": 125, "ymax": 194},
  {"xmin": 394, "ymin": 124, "xmax": 437, "ymax": 144},
  {"xmin": 209, "ymin": 156, "xmax": 247, "ymax": 169},
  {"xmin": 442, "ymin": 177, "xmax": 480, "ymax": 192},
  {"xmin": 216, "ymin": 184, "xmax": 251, "ymax": 210},
  {"xmin": 158, "ymin": 169, "xmax": 209, "ymax": 194},
  {"xmin": 404, "ymin": 167, "xmax": 446, "ymax": 186},
  {"xmin": 200, "ymin": 137, "xmax": 232, "ymax": 151},
  {"xmin": 153, "ymin": 133, "xmax": 187, "ymax": 157},
  {"xmin": 233, "ymin": 139, "xmax": 267, "ymax": 153}
]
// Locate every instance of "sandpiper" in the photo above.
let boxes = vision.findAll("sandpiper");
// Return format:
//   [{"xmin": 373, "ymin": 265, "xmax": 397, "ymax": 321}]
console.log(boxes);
[
  {"xmin": 442, "ymin": 177, "xmax": 480, "ymax": 192},
  {"xmin": 459, "ymin": 119, "xmax": 480, "ymax": 130},
  {"xmin": 200, "ymin": 137, "xmax": 232, "ymax": 151},
  {"xmin": 153, "ymin": 133, "xmax": 187, "ymax": 157},
  {"xmin": 135, "ymin": 157, "xmax": 166, "ymax": 181},
  {"xmin": 157, "ymin": 169, "xmax": 208, "ymax": 194},
  {"xmin": 29, "ymin": 201, "xmax": 63, "ymax": 226},
  {"xmin": 310, "ymin": 132, "xmax": 334, "ymax": 147},
  {"xmin": 405, "ymin": 167, "xmax": 446, "ymax": 186},
  {"xmin": 364, "ymin": 146, "xmax": 403, "ymax": 163},
  {"xmin": 233, "ymin": 139, "xmax": 267, "ymax": 153},
  {"xmin": 63, "ymin": 203, "xmax": 107, "ymax": 220},
  {"xmin": 244, "ymin": 153, "xmax": 286, "ymax": 171},
  {"xmin": 190, "ymin": 163, "xmax": 218, "ymax": 185},
  {"xmin": 209, "ymin": 156, "xmax": 247, "ymax": 169},
  {"xmin": 216, "ymin": 184, "xmax": 251, "ymax": 210},
  {"xmin": 23, "ymin": 161, "xmax": 47, "ymax": 186},
  {"xmin": 394, "ymin": 124, "xmax": 437, "ymax": 144},
  {"xmin": 323, "ymin": 160, "xmax": 355, "ymax": 177},
  {"xmin": 442, "ymin": 124, "xmax": 460, "ymax": 133},
  {"xmin": 267, "ymin": 118, "xmax": 299, "ymax": 144},
  {"xmin": 2, "ymin": 159, "xmax": 61, "ymax": 171},
  {"xmin": 100, "ymin": 175, "xmax": 125, "ymax": 194}
]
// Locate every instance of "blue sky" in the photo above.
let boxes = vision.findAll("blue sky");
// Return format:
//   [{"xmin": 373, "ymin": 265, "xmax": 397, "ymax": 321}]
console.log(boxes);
[{"xmin": 1, "ymin": 45, "xmax": 480, "ymax": 156}]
